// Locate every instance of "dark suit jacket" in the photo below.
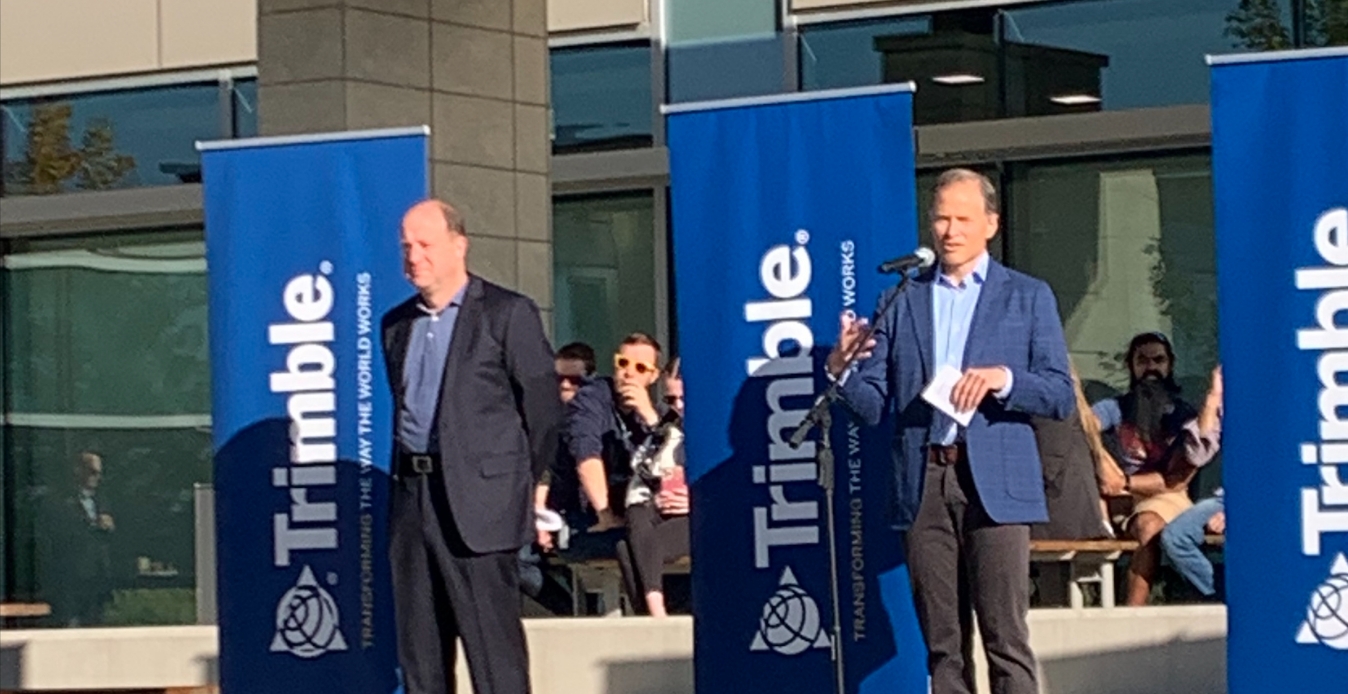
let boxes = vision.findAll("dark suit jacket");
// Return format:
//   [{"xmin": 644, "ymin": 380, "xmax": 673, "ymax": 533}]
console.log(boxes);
[
  {"xmin": 382, "ymin": 275, "xmax": 562, "ymax": 554},
  {"xmin": 1030, "ymin": 413, "xmax": 1109, "ymax": 540},
  {"xmin": 839, "ymin": 259, "xmax": 1075, "ymax": 529}
]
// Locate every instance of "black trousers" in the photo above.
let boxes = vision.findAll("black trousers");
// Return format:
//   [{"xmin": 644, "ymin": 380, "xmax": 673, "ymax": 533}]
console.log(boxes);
[
  {"xmin": 389, "ymin": 471, "xmax": 530, "ymax": 694},
  {"xmin": 908, "ymin": 457, "xmax": 1037, "ymax": 694},
  {"xmin": 616, "ymin": 502, "xmax": 690, "ymax": 612}
]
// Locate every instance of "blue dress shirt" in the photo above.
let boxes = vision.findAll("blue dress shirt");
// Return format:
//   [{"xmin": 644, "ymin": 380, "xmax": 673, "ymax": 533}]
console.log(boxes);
[
  {"xmin": 398, "ymin": 285, "xmax": 466, "ymax": 453},
  {"xmin": 931, "ymin": 253, "xmax": 1012, "ymax": 444}
]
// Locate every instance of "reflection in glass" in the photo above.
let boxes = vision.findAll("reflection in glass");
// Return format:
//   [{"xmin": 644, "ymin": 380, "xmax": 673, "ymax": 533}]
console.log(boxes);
[
  {"xmin": 553, "ymin": 192, "xmax": 658, "ymax": 365},
  {"xmin": 1001, "ymin": 0, "xmax": 1291, "ymax": 111},
  {"xmin": 1, "ymin": 83, "xmax": 223, "ymax": 194},
  {"xmin": 233, "ymin": 77, "xmax": 258, "ymax": 138},
  {"xmin": 801, "ymin": 0, "xmax": 1300, "ymax": 123},
  {"xmin": 551, "ymin": 43, "xmax": 654, "ymax": 154},
  {"xmin": 800, "ymin": 16, "xmax": 932, "ymax": 91},
  {"xmin": 1007, "ymin": 154, "xmax": 1217, "ymax": 397},
  {"xmin": 2, "ymin": 231, "xmax": 212, "ymax": 627}
]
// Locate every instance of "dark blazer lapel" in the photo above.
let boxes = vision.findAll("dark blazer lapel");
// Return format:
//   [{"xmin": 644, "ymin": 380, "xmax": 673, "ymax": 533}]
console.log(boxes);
[
  {"xmin": 440, "ymin": 275, "xmax": 485, "ymax": 399},
  {"xmin": 963, "ymin": 258, "xmax": 1009, "ymax": 367},
  {"xmin": 384, "ymin": 299, "xmax": 418, "ymax": 395},
  {"xmin": 905, "ymin": 268, "xmax": 936, "ymax": 380}
]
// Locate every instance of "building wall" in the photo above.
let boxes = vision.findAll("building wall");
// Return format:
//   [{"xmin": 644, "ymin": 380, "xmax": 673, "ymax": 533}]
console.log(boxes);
[
  {"xmin": 0, "ymin": 0, "xmax": 652, "ymax": 86},
  {"xmin": 0, "ymin": 0, "xmax": 256, "ymax": 85}
]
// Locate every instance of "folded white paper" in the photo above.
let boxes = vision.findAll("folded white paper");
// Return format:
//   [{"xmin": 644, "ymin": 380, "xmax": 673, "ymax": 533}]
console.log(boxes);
[
  {"xmin": 921, "ymin": 364, "xmax": 975, "ymax": 427},
  {"xmin": 535, "ymin": 507, "xmax": 564, "ymax": 533}
]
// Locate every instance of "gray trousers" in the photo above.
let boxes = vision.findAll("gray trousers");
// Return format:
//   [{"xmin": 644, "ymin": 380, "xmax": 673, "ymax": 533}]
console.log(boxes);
[{"xmin": 907, "ymin": 457, "xmax": 1038, "ymax": 694}]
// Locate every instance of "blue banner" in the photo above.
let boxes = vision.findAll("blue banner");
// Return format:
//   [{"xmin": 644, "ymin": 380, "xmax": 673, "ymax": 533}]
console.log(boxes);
[
  {"xmin": 199, "ymin": 128, "xmax": 428, "ymax": 693},
  {"xmin": 1210, "ymin": 49, "xmax": 1348, "ymax": 691},
  {"xmin": 666, "ymin": 86, "xmax": 926, "ymax": 694}
]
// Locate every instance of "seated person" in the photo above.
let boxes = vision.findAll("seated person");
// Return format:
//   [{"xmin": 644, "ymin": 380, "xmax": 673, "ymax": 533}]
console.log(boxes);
[
  {"xmin": 521, "ymin": 342, "xmax": 596, "ymax": 614},
  {"xmin": 566, "ymin": 333, "xmax": 667, "ymax": 552},
  {"xmin": 615, "ymin": 358, "xmax": 690, "ymax": 617},
  {"xmin": 1092, "ymin": 332, "xmax": 1215, "ymax": 605},
  {"xmin": 1160, "ymin": 367, "xmax": 1225, "ymax": 598},
  {"xmin": 1031, "ymin": 364, "xmax": 1113, "ymax": 541},
  {"xmin": 534, "ymin": 341, "xmax": 597, "ymax": 553}
]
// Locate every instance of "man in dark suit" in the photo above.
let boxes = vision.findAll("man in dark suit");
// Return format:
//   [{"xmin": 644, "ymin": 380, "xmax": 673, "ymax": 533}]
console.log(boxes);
[
  {"xmin": 48, "ymin": 451, "xmax": 115, "ymax": 626},
  {"xmin": 829, "ymin": 169, "xmax": 1074, "ymax": 694},
  {"xmin": 382, "ymin": 199, "xmax": 561, "ymax": 694}
]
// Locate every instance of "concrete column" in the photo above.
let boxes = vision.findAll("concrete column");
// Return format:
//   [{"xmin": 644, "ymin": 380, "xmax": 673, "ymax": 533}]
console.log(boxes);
[{"xmin": 256, "ymin": 0, "xmax": 552, "ymax": 324}]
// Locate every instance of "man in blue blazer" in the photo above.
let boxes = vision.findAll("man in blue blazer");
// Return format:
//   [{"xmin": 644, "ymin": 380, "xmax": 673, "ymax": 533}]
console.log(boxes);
[{"xmin": 829, "ymin": 169, "xmax": 1074, "ymax": 694}]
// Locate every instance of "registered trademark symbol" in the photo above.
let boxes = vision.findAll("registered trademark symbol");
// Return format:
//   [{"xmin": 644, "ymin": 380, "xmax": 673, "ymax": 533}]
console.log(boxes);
[
  {"xmin": 319, "ymin": 260, "xmax": 334, "ymax": 275},
  {"xmin": 327, "ymin": 572, "xmax": 338, "ymax": 585},
  {"xmin": 795, "ymin": 229, "xmax": 810, "ymax": 245}
]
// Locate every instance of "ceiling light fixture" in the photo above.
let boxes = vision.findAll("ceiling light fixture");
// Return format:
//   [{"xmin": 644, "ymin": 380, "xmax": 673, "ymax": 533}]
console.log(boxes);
[{"xmin": 931, "ymin": 73, "xmax": 986, "ymax": 86}]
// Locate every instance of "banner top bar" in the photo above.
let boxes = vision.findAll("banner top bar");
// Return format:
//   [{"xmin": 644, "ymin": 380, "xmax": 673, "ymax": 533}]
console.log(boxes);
[
  {"xmin": 196, "ymin": 125, "xmax": 430, "ymax": 152},
  {"xmin": 1207, "ymin": 45, "xmax": 1348, "ymax": 66},
  {"xmin": 662, "ymin": 82, "xmax": 917, "ymax": 116}
]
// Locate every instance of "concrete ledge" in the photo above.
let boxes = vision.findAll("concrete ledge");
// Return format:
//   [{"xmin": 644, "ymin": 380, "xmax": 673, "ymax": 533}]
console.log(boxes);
[
  {"xmin": 0, "ymin": 607, "xmax": 1226, "ymax": 693},
  {"xmin": 0, "ymin": 626, "xmax": 217, "ymax": 691}
]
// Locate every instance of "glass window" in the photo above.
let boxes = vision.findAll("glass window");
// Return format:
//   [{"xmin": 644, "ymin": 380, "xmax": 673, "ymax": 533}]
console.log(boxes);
[
  {"xmin": 2, "ymin": 231, "xmax": 211, "ymax": 627},
  {"xmin": 1001, "ymin": 0, "xmax": 1292, "ymax": 113},
  {"xmin": 1007, "ymin": 153, "xmax": 1217, "ymax": 397},
  {"xmin": 801, "ymin": 0, "xmax": 1294, "ymax": 124},
  {"xmin": 1303, "ymin": 0, "xmax": 1348, "ymax": 47},
  {"xmin": 551, "ymin": 42, "xmax": 654, "ymax": 154},
  {"xmin": 800, "ymin": 16, "xmax": 932, "ymax": 91},
  {"xmin": 1, "ymin": 82, "xmax": 223, "ymax": 195},
  {"xmin": 232, "ymin": 77, "xmax": 258, "ymax": 139},
  {"xmin": 553, "ymin": 192, "xmax": 658, "ymax": 367}
]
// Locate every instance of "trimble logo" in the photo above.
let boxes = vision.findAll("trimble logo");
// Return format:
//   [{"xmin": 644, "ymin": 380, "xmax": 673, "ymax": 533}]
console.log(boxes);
[
  {"xmin": 268, "ymin": 264, "xmax": 340, "ymax": 568},
  {"xmin": 744, "ymin": 231, "xmax": 822, "ymax": 576}
]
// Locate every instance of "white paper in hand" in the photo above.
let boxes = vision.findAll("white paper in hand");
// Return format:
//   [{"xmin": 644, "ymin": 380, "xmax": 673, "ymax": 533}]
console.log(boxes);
[{"xmin": 921, "ymin": 364, "xmax": 975, "ymax": 427}]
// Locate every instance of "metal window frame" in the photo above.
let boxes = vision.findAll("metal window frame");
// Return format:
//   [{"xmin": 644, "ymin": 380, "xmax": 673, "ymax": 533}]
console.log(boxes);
[
  {"xmin": 552, "ymin": 146, "xmax": 672, "ymax": 353},
  {"xmin": 787, "ymin": 0, "xmax": 1052, "ymax": 27},
  {"xmin": 0, "ymin": 65, "xmax": 257, "ymax": 100}
]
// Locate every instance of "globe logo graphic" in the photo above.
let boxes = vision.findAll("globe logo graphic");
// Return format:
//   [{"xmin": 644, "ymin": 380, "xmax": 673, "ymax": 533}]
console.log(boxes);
[
  {"xmin": 751, "ymin": 567, "xmax": 831, "ymax": 656},
  {"xmin": 271, "ymin": 566, "xmax": 349, "ymax": 659},
  {"xmin": 1296, "ymin": 553, "xmax": 1348, "ymax": 651}
]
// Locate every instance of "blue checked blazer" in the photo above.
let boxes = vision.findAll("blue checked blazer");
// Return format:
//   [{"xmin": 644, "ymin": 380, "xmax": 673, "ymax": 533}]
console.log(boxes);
[{"xmin": 839, "ymin": 258, "xmax": 1075, "ymax": 529}]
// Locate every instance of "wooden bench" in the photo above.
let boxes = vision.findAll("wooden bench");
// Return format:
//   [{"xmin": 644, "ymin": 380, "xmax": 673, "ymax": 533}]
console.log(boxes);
[
  {"xmin": 551, "ymin": 535, "xmax": 1224, "ymax": 615},
  {"xmin": 0, "ymin": 602, "xmax": 50, "ymax": 619},
  {"xmin": 1030, "ymin": 536, "xmax": 1225, "ymax": 609}
]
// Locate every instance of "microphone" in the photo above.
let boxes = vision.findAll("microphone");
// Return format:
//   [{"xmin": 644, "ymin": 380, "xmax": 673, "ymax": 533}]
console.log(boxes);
[{"xmin": 876, "ymin": 246, "xmax": 937, "ymax": 274}]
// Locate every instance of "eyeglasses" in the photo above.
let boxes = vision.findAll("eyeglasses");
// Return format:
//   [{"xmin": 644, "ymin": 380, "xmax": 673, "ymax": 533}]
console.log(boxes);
[
  {"xmin": 663, "ymin": 395, "xmax": 683, "ymax": 406},
  {"xmin": 557, "ymin": 374, "xmax": 585, "ymax": 387},
  {"xmin": 614, "ymin": 354, "xmax": 659, "ymax": 375}
]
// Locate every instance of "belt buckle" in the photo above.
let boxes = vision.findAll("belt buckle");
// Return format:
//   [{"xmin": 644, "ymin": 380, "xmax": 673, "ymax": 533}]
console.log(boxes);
[{"xmin": 411, "ymin": 455, "xmax": 433, "ymax": 474}]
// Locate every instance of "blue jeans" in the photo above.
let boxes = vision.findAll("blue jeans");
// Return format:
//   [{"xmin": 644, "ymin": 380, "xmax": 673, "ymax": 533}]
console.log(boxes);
[{"xmin": 1159, "ymin": 496, "xmax": 1224, "ymax": 596}]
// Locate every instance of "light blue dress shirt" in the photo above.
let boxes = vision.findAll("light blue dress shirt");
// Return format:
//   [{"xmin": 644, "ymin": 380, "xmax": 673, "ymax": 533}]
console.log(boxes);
[
  {"xmin": 398, "ymin": 285, "xmax": 466, "ymax": 453},
  {"xmin": 931, "ymin": 253, "xmax": 1011, "ymax": 445}
]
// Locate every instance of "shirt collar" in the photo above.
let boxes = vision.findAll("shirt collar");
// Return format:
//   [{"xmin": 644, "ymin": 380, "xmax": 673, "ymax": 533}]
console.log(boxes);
[
  {"xmin": 417, "ymin": 283, "xmax": 467, "ymax": 316},
  {"xmin": 937, "ymin": 252, "xmax": 990, "ymax": 289}
]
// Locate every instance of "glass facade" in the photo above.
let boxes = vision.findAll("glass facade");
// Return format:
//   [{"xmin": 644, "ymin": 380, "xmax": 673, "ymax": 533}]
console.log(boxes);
[
  {"xmin": 2, "ymin": 231, "xmax": 211, "ymax": 626},
  {"xmin": 552, "ymin": 191, "xmax": 659, "ymax": 366},
  {"xmin": 795, "ymin": 0, "xmax": 1337, "ymax": 124},
  {"xmin": 1006, "ymin": 153, "xmax": 1217, "ymax": 397},
  {"xmin": 550, "ymin": 42, "xmax": 655, "ymax": 154},
  {"xmin": 0, "ymin": 71, "xmax": 255, "ymax": 196},
  {"xmin": 7, "ymin": 0, "xmax": 1331, "ymax": 626}
]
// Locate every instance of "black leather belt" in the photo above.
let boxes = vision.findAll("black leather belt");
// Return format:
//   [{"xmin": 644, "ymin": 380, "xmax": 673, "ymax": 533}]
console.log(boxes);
[
  {"xmin": 397, "ymin": 452, "xmax": 440, "ymax": 476},
  {"xmin": 927, "ymin": 443, "xmax": 966, "ymax": 466}
]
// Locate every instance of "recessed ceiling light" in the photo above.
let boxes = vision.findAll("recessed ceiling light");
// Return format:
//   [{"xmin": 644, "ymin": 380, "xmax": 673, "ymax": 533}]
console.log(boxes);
[
  {"xmin": 1049, "ymin": 94, "xmax": 1102, "ymax": 105},
  {"xmin": 931, "ymin": 73, "xmax": 986, "ymax": 86}
]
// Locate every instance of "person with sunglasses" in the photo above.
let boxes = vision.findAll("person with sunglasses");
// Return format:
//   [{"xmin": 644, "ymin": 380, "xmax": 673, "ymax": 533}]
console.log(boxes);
[
  {"xmin": 615, "ymin": 357, "xmax": 691, "ymax": 617},
  {"xmin": 567, "ymin": 332, "xmax": 668, "ymax": 537}
]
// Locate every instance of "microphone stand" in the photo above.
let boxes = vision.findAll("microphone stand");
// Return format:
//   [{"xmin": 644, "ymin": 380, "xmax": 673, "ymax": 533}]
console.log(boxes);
[{"xmin": 788, "ymin": 268, "xmax": 918, "ymax": 694}]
